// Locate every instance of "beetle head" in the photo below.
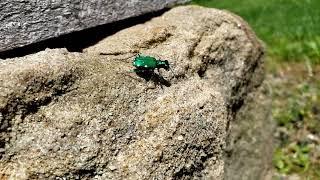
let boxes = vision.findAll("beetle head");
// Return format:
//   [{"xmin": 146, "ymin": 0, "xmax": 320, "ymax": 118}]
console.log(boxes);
[{"xmin": 163, "ymin": 60, "xmax": 170, "ymax": 70}]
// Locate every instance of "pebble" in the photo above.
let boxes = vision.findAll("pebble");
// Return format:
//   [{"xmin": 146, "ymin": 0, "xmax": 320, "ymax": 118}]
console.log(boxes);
[
  {"xmin": 108, "ymin": 165, "xmax": 117, "ymax": 171},
  {"xmin": 177, "ymin": 135, "xmax": 184, "ymax": 141}
]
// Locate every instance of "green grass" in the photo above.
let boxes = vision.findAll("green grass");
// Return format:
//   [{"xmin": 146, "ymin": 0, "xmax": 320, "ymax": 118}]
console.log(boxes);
[{"xmin": 192, "ymin": 0, "xmax": 320, "ymax": 63}]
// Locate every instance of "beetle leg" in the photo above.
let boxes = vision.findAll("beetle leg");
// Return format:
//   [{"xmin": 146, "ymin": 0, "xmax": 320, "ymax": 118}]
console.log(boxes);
[{"xmin": 155, "ymin": 68, "xmax": 161, "ymax": 76}]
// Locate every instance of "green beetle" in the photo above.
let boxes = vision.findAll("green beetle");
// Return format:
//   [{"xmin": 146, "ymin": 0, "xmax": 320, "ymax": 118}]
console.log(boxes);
[{"xmin": 132, "ymin": 54, "xmax": 170, "ymax": 73}]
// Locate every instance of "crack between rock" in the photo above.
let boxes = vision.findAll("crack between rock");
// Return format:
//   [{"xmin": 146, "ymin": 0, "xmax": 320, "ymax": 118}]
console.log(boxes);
[{"xmin": 187, "ymin": 29, "xmax": 207, "ymax": 59}]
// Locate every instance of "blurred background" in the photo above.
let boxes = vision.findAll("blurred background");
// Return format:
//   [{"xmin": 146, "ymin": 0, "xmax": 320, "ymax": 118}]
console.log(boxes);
[{"xmin": 193, "ymin": 0, "xmax": 320, "ymax": 179}]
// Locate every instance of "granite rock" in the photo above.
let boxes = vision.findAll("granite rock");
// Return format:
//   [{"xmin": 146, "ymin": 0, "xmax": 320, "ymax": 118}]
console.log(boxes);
[{"xmin": 0, "ymin": 5, "xmax": 271, "ymax": 179}]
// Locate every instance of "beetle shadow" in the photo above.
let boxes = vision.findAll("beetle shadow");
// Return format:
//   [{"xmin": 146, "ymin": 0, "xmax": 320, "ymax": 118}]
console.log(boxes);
[{"xmin": 135, "ymin": 70, "xmax": 171, "ymax": 87}]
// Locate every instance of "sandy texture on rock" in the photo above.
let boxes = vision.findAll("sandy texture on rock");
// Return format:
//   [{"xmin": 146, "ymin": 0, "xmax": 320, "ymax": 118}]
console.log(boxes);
[{"xmin": 0, "ymin": 5, "xmax": 269, "ymax": 179}]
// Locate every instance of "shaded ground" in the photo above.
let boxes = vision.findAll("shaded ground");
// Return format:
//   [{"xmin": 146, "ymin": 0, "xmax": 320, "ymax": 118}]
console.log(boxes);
[{"xmin": 267, "ymin": 62, "xmax": 320, "ymax": 179}]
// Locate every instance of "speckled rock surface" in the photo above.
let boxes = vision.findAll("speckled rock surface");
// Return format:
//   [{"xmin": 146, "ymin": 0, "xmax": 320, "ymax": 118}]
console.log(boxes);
[
  {"xmin": 0, "ymin": 0, "xmax": 189, "ymax": 52},
  {"xmin": 0, "ymin": 5, "xmax": 271, "ymax": 179}
]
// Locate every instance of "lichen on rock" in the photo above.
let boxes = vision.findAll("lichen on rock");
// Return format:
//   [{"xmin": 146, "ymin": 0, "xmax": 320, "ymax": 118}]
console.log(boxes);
[{"xmin": 0, "ymin": 5, "xmax": 271, "ymax": 179}]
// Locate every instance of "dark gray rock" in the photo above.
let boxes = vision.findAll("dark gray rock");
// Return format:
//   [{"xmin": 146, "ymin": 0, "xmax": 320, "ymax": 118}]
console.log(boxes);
[
  {"xmin": 224, "ymin": 82, "xmax": 274, "ymax": 180},
  {"xmin": 0, "ymin": 5, "xmax": 272, "ymax": 179},
  {"xmin": 0, "ymin": 0, "xmax": 188, "ymax": 52}
]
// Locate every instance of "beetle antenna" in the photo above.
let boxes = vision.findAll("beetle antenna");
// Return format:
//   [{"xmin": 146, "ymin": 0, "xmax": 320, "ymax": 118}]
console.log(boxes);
[
  {"xmin": 169, "ymin": 65, "xmax": 177, "ymax": 79},
  {"xmin": 129, "ymin": 53, "xmax": 138, "ymax": 58}
]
